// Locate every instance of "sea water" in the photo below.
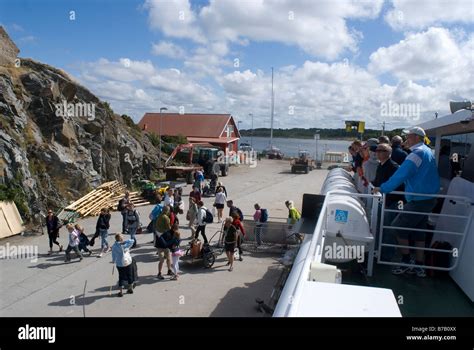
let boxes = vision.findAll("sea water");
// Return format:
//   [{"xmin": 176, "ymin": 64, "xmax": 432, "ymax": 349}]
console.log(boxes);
[{"xmin": 240, "ymin": 136, "xmax": 351, "ymax": 158}]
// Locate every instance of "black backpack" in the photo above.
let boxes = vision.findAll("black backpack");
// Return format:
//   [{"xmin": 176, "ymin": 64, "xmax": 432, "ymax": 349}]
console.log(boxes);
[
  {"xmin": 204, "ymin": 208, "xmax": 214, "ymax": 224},
  {"xmin": 260, "ymin": 209, "xmax": 268, "ymax": 223},
  {"xmin": 232, "ymin": 207, "xmax": 244, "ymax": 221},
  {"xmin": 238, "ymin": 208, "xmax": 244, "ymax": 221},
  {"xmin": 155, "ymin": 230, "xmax": 172, "ymax": 249}
]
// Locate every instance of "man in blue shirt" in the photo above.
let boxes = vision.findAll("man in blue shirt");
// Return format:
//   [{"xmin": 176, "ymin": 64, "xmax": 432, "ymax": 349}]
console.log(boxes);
[{"xmin": 374, "ymin": 127, "xmax": 440, "ymax": 277}]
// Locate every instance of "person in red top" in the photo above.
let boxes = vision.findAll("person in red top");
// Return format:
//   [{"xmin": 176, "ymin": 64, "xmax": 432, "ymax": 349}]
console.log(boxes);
[
  {"xmin": 231, "ymin": 212, "xmax": 245, "ymax": 261},
  {"xmin": 189, "ymin": 186, "xmax": 201, "ymax": 203},
  {"xmin": 169, "ymin": 207, "xmax": 176, "ymax": 226}
]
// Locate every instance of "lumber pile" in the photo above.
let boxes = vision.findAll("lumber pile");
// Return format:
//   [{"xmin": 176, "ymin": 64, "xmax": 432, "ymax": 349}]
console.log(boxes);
[{"xmin": 63, "ymin": 180, "xmax": 150, "ymax": 218}]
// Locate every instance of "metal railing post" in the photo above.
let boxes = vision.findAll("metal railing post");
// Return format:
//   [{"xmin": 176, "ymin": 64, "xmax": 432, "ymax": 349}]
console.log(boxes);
[{"xmin": 377, "ymin": 193, "xmax": 387, "ymax": 264}]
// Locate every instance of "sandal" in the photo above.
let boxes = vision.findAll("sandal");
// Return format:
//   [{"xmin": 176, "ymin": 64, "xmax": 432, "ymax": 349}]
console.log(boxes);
[{"xmin": 228, "ymin": 266, "xmax": 233, "ymax": 272}]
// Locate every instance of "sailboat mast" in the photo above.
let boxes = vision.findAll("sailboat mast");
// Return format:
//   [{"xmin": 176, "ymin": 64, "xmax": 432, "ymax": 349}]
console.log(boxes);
[{"xmin": 270, "ymin": 67, "xmax": 274, "ymax": 148}]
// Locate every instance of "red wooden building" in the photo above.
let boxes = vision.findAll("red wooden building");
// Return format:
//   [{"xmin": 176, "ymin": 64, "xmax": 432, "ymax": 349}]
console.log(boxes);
[{"xmin": 138, "ymin": 113, "xmax": 240, "ymax": 153}]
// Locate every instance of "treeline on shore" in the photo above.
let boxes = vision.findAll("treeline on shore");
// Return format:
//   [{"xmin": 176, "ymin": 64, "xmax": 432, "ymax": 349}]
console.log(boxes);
[{"xmin": 239, "ymin": 128, "xmax": 405, "ymax": 140}]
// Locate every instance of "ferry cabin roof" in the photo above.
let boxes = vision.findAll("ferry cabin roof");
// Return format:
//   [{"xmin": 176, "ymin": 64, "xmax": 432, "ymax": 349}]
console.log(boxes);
[{"xmin": 417, "ymin": 108, "xmax": 474, "ymax": 182}]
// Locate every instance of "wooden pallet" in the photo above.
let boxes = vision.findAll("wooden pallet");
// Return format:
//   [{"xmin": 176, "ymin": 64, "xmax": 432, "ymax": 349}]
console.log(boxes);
[{"xmin": 64, "ymin": 181, "xmax": 151, "ymax": 218}]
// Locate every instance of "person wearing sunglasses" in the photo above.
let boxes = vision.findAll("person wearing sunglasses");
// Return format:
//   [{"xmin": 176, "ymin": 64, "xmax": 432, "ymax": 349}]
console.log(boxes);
[{"xmin": 373, "ymin": 127, "xmax": 440, "ymax": 278}]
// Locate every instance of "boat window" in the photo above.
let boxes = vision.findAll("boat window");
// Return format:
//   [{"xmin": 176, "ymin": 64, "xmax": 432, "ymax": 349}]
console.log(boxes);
[{"xmin": 439, "ymin": 132, "xmax": 473, "ymax": 179}]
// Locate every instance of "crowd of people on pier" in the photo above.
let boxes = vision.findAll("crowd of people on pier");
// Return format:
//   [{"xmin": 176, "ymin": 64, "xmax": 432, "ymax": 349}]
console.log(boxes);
[
  {"xmin": 44, "ymin": 172, "xmax": 302, "ymax": 297},
  {"xmin": 348, "ymin": 127, "xmax": 441, "ymax": 278}
]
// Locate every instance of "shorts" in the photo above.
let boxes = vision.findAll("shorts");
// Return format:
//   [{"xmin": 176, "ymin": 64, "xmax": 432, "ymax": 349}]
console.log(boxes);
[
  {"xmin": 225, "ymin": 243, "xmax": 236, "ymax": 252},
  {"xmin": 215, "ymin": 203, "xmax": 224, "ymax": 209},
  {"xmin": 391, "ymin": 199, "xmax": 436, "ymax": 241},
  {"xmin": 157, "ymin": 248, "xmax": 171, "ymax": 260}
]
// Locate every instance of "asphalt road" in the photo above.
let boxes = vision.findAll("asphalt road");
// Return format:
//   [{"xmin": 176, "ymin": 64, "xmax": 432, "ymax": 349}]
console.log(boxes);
[{"xmin": 0, "ymin": 159, "xmax": 327, "ymax": 317}]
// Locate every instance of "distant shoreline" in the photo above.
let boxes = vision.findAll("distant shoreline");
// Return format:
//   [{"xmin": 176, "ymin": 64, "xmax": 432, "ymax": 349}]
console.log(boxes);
[
  {"xmin": 239, "ymin": 128, "xmax": 403, "ymax": 141},
  {"xmin": 239, "ymin": 135, "xmax": 356, "ymax": 141}
]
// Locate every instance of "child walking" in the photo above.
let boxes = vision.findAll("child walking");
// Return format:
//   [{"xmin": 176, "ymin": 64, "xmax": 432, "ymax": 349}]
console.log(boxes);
[{"xmin": 169, "ymin": 223, "xmax": 182, "ymax": 280}]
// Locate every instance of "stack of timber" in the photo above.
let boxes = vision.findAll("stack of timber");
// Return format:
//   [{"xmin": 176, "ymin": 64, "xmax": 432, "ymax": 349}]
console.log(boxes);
[{"xmin": 63, "ymin": 181, "xmax": 150, "ymax": 218}]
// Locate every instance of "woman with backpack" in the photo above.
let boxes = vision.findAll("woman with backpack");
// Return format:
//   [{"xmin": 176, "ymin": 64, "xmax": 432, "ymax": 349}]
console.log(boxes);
[
  {"xmin": 195, "ymin": 201, "xmax": 209, "ymax": 244},
  {"xmin": 253, "ymin": 203, "xmax": 268, "ymax": 246},
  {"xmin": 214, "ymin": 187, "xmax": 227, "ymax": 223}
]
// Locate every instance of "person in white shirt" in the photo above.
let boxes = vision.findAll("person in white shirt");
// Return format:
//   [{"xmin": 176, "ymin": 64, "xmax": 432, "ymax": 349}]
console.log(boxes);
[
  {"xmin": 65, "ymin": 224, "xmax": 83, "ymax": 262},
  {"xmin": 195, "ymin": 201, "xmax": 209, "ymax": 244},
  {"xmin": 214, "ymin": 187, "xmax": 227, "ymax": 223},
  {"xmin": 163, "ymin": 188, "xmax": 174, "ymax": 208}
]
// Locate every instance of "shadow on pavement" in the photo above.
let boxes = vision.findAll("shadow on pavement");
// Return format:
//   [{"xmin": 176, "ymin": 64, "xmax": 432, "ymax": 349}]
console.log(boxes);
[
  {"xmin": 48, "ymin": 293, "xmax": 113, "ymax": 307},
  {"xmin": 209, "ymin": 264, "xmax": 282, "ymax": 317}
]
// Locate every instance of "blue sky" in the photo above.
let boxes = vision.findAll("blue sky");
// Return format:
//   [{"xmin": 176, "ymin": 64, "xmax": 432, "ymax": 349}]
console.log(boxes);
[{"xmin": 1, "ymin": 0, "xmax": 473, "ymax": 129}]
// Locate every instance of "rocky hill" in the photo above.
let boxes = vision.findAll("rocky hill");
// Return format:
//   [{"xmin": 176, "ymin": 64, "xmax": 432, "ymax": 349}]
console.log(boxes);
[{"xmin": 0, "ymin": 58, "xmax": 160, "ymax": 221}]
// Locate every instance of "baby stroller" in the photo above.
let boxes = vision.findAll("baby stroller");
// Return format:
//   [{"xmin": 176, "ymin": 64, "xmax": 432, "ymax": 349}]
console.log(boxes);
[
  {"xmin": 183, "ymin": 239, "xmax": 216, "ymax": 268},
  {"xmin": 203, "ymin": 174, "xmax": 218, "ymax": 197}
]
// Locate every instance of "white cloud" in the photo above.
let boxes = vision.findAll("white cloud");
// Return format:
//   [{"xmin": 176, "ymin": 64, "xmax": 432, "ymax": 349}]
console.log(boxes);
[
  {"xmin": 78, "ymin": 58, "xmax": 218, "ymax": 119},
  {"xmin": 75, "ymin": 15, "xmax": 473, "ymax": 130},
  {"xmin": 81, "ymin": 58, "xmax": 156, "ymax": 82},
  {"xmin": 151, "ymin": 41, "xmax": 186, "ymax": 58},
  {"xmin": 367, "ymin": 26, "xmax": 474, "ymax": 106},
  {"xmin": 219, "ymin": 69, "xmax": 264, "ymax": 97},
  {"xmin": 144, "ymin": 0, "xmax": 205, "ymax": 43},
  {"xmin": 145, "ymin": 0, "xmax": 384, "ymax": 59},
  {"xmin": 78, "ymin": 52, "xmax": 471, "ymax": 129},
  {"xmin": 183, "ymin": 41, "xmax": 232, "ymax": 78},
  {"xmin": 18, "ymin": 35, "xmax": 36, "ymax": 43},
  {"xmin": 385, "ymin": 0, "xmax": 474, "ymax": 30},
  {"xmin": 368, "ymin": 27, "xmax": 465, "ymax": 81}
]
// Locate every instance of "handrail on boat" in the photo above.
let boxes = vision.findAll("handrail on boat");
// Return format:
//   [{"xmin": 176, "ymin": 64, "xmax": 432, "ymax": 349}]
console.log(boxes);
[
  {"xmin": 273, "ymin": 187, "xmax": 473, "ymax": 317},
  {"xmin": 377, "ymin": 191, "xmax": 473, "ymax": 272}
]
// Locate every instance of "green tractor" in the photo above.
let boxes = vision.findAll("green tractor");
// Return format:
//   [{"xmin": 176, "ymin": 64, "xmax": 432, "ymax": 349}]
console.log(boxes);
[{"xmin": 196, "ymin": 147, "xmax": 230, "ymax": 177}]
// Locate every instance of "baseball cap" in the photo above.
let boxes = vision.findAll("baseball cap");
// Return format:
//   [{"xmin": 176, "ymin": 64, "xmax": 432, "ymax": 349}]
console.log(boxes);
[
  {"xmin": 367, "ymin": 138, "xmax": 378, "ymax": 145},
  {"xmin": 402, "ymin": 126, "xmax": 426, "ymax": 137}
]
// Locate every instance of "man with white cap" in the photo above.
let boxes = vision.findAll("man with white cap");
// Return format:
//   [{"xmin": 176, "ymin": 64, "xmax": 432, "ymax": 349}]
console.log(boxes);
[{"xmin": 374, "ymin": 126, "xmax": 440, "ymax": 277}]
